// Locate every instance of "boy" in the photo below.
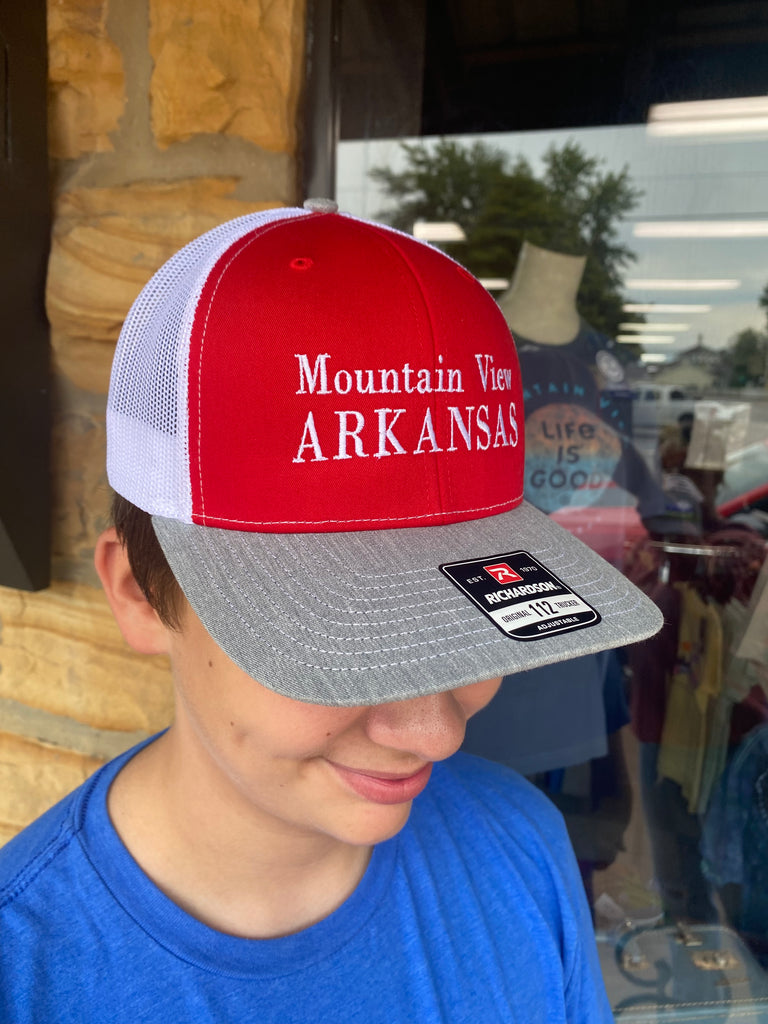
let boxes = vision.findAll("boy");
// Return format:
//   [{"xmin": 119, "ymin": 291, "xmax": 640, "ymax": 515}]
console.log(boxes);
[{"xmin": 0, "ymin": 201, "xmax": 661, "ymax": 1021}]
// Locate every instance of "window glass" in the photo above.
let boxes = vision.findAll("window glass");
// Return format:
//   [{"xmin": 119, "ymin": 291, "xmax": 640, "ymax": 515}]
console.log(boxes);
[{"xmin": 338, "ymin": 6, "xmax": 768, "ymax": 1012}]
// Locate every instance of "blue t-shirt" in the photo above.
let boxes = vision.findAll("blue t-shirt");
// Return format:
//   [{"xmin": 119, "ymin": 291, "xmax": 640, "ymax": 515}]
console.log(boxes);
[{"xmin": 0, "ymin": 743, "xmax": 612, "ymax": 1023}]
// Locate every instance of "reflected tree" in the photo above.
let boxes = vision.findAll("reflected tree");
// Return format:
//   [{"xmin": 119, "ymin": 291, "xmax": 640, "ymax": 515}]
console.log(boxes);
[
  {"xmin": 722, "ymin": 327, "xmax": 768, "ymax": 387},
  {"xmin": 370, "ymin": 139, "xmax": 642, "ymax": 342}
]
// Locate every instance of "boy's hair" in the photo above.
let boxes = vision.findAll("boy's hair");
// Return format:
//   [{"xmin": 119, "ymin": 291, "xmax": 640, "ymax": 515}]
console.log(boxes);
[{"xmin": 111, "ymin": 492, "xmax": 184, "ymax": 630}]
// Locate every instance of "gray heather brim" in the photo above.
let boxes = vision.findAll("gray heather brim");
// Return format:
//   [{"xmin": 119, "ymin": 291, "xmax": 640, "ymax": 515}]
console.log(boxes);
[{"xmin": 152, "ymin": 502, "xmax": 663, "ymax": 706}]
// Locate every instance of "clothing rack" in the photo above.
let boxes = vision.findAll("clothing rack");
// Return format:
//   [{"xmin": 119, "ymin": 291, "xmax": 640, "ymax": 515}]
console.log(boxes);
[
  {"xmin": 648, "ymin": 541, "xmax": 740, "ymax": 558},
  {"xmin": 647, "ymin": 541, "xmax": 741, "ymax": 584}
]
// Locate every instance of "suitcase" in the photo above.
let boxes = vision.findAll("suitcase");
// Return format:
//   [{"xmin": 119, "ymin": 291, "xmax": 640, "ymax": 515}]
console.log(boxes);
[{"xmin": 597, "ymin": 923, "xmax": 768, "ymax": 1021}]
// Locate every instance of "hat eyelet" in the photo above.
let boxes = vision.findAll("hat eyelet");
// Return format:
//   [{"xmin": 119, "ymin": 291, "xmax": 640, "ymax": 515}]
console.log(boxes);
[{"xmin": 290, "ymin": 257, "xmax": 313, "ymax": 271}]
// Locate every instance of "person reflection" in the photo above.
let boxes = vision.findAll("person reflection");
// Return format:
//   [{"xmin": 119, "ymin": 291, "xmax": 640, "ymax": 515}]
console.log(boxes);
[{"xmin": 463, "ymin": 240, "xmax": 664, "ymax": 914}]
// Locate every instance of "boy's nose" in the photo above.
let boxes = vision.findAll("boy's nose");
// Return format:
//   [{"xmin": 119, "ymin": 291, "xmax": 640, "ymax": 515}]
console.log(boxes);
[{"xmin": 363, "ymin": 690, "xmax": 469, "ymax": 763}]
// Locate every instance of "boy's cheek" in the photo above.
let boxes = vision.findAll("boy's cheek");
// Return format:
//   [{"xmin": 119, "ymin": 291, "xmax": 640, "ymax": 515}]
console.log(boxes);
[{"xmin": 462, "ymin": 677, "xmax": 503, "ymax": 719}]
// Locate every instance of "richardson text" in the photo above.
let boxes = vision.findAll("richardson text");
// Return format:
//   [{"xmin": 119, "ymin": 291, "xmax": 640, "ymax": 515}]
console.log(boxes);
[{"xmin": 485, "ymin": 581, "xmax": 559, "ymax": 605}]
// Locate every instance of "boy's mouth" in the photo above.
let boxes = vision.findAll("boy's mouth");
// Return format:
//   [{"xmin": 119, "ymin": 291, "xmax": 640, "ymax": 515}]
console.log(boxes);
[{"xmin": 326, "ymin": 761, "xmax": 433, "ymax": 804}]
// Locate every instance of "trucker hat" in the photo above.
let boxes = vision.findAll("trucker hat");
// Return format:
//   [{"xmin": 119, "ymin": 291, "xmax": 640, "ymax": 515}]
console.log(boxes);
[{"xmin": 106, "ymin": 199, "xmax": 662, "ymax": 706}]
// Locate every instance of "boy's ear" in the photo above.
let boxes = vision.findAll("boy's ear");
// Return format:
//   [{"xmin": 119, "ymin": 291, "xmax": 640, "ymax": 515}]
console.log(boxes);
[{"xmin": 94, "ymin": 527, "xmax": 172, "ymax": 656}]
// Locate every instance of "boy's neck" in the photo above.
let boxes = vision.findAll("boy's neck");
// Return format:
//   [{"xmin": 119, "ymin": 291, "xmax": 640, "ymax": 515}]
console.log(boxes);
[{"xmin": 107, "ymin": 730, "xmax": 372, "ymax": 939}]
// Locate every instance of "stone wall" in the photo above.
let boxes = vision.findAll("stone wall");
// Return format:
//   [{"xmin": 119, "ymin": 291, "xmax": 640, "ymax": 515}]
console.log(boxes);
[{"xmin": 0, "ymin": 0, "xmax": 306, "ymax": 845}]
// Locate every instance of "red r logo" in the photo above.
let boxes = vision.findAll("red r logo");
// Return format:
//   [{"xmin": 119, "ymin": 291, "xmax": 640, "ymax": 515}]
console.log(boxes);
[{"xmin": 484, "ymin": 562, "xmax": 523, "ymax": 584}]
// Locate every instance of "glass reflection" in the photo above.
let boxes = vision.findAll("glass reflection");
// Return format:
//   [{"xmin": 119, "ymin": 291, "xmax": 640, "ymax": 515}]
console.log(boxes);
[{"xmin": 339, "ymin": 119, "xmax": 768, "ymax": 1014}]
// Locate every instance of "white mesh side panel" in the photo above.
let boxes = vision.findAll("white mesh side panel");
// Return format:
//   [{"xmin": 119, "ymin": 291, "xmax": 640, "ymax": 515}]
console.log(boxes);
[{"xmin": 107, "ymin": 207, "xmax": 311, "ymax": 520}]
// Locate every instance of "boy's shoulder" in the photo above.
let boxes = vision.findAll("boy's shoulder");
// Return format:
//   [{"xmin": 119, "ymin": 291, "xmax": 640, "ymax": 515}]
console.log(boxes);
[
  {"xmin": 0, "ymin": 743, "xmax": 133, "ymax": 908},
  {"xmin": 432, "ymin": 749, "xmax": 556, "ymax": 806},
  {"xmin": 420, "ymin": 751, "xmax": 569, "ymax": 849},
  {"xmin": 407, "ymin": 752, "xmax": 584, "ymax": 932},
  {"xmin": 0, "ymin": 784, "xmax": 84, "ymax": 905}
]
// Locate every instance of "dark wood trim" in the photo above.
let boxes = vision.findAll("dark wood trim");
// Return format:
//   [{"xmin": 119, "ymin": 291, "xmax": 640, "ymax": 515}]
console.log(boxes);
[
  {"xmin": 0, "ymin": 1, "xmax": 51, "ymax": 590},
  {"xmin": 301, "ymin": 0, "xmax": 341, "ymax": 201}
]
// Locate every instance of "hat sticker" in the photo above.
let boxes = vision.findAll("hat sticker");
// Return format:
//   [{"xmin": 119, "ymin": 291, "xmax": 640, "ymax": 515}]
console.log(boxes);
[{"xmin": 440, "ymin": 550, "xmax": 601, "ymax": 640}]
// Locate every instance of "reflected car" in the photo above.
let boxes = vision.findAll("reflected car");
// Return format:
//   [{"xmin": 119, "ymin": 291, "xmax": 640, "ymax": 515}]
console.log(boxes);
[
  {"xmin": 717, "ymin": 438, "xmax": 768, "ymax": 522},
  {"xmin": 631, "ymin": 385, "xmax": 697, "ymax": 432},
  {"xmin": 548, "ymin": 483, "xmax": 646, "ymax": 566},
  {"xmin": 548, "ymin": 437, "xmax": 768, "ymax": 564}
]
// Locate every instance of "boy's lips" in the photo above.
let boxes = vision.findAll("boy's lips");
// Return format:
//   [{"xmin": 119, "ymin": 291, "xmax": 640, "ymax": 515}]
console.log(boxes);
[{"xmin": 327, "ymin": 760, "xmax": 433, "ymax": 804}]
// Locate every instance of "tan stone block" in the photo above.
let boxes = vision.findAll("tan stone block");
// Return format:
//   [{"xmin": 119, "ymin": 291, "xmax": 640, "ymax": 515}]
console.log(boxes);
[
  {"xmin": 49, "ymin": 367, "xmax": 110, "ymax": 583},
  {"xmin": 0, "ymin": 581, "xmax": 173, "ymax": 734},
  {"xmin": 46, "ymin": 180, "xmax": 279, "ymax": 342},
  {"xmin": 0, "ymin": 823, "xmax": 19, "ymax": 848},
  {"xmin": 0, "ymin": 732, "xmax": 103, "ymax": 842},
  {"xmin": 47, "ymin": 0, "xmax": 126, "ymax": 159},
  {"xmin": 51, "ymin": 333, "xmax": 113, "ymax": 398},
  {"xmin": 45, "ymin": 181, "xmax": 279, "ymax": 581},
  {"xmin": 149, "ymin": 0, "xmax": 305, "ymax": 151}
]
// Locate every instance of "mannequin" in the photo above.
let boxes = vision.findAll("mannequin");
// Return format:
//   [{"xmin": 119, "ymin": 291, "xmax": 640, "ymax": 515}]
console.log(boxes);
[
  {"xmin": 495, "ymin": 237, "xmax": 668, "ymax": 520},
  {"xmin": 465, "ymin": 241, "xmax": 637, "ymax": 897},
  {"xmin": 499, "ymin": 239, "xmax": 628, "ymax": 399},
  {"xmin": 498, "ymin": 241, "xmax": 586, "ymax": 346}
]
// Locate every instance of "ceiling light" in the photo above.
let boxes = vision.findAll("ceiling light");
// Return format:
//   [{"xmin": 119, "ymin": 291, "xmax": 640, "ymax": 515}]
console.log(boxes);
[
  {"xmin": 623, "ymin": 303, "xmax": 712, "ymax": 314},
  {"xmin": 618, "ymin": 335, "xmax": 675, "ymax": 344},
  {"xmin": 412, "ymin": 221, "xmax": 467, "ymax": 242},
  {"xmin": 641, "ymin": 353, "xmax": 669, "ymax": 363},
  {"xmin": 625, "ymin": 279, "xmax": 740, "ymax": 291},
  {"xmin": 648, "ymin": 96, "xmax": 768, "ymax": 137},
  {"xmin": 618, "ymin": 323, "xmax": 689, "ymax": 332},
  {"xmin": 634, "ymin": 220, "xmax": 768, "ymax": 238}
]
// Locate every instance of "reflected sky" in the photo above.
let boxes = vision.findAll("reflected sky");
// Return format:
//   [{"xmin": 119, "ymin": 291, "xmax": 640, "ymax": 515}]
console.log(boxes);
[{"xmin": 337, "ymin": 124, "xmax": 768, "ymax": 360}]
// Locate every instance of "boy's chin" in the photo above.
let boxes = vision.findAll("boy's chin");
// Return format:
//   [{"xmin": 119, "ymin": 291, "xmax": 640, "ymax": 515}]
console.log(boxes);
[{"xmin": 333, "ymin": 802, "xmax": 415, "ymax": 848}]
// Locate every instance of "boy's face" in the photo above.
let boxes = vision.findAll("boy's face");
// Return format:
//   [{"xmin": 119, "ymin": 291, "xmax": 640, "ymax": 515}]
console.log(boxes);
[{"xmin": 166, "ymin": 602, "xmax": 502, "ymax": 849}]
